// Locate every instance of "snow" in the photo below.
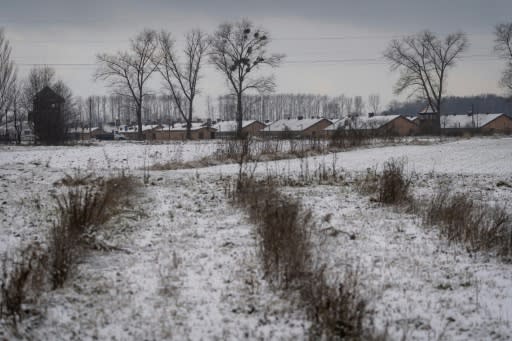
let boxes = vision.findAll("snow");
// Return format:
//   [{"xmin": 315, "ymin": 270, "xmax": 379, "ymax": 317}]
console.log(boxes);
[
  {"xmin": 1, "ymin": 136, "xmax": 512, "ymax": 339},
  {"xmin": 264, "ymin": 118, "xmax": 331, "ymax": 132},
  {"xmin": 213, "ymin": 120, "xmax": 259, "ymax": 132},
  {"xmin": 287, "ymin": 184, "xmax": 512, "ymax": 340},
  {"xmin": 190, "ymin": 137, "xmax": 512, "ymax": 177},
  {"xmin": 158, "ymin": 123, "xmax": 211, "ymax": 132},
  {"xmin": 440, "ymin": 113, "xmax": 509, "ymax": 129},
  {"xmin": 326, "ymin": 115, "xmax": 402, "ymax": 130}
]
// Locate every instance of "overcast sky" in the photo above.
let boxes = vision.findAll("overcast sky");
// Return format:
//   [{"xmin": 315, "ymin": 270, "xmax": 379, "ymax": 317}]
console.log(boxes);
[{"xmin": 2, "ymin": 0, "xmax": 512, "ymax": 115}]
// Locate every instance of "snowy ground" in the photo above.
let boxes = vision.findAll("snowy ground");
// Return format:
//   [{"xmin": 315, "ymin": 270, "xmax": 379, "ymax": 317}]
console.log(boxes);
[{"xmin": 0, "ymin": 136, "xmax": 511, "ymax": 340}]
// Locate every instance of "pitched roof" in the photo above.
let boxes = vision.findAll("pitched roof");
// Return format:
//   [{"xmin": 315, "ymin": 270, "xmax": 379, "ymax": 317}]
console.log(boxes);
[
  {"xmin": 157, "ymin": 123, "xmax": 216, "ymax": 132},
  {"xmin": 213, "ymin": 120, "xmax": 262, "ymax": 132},
  {"xmin": 440, "ymin": 113, "xmax": 507, "ymax": 129},
  {"xmin": 325, "ymin": 115, "xmax": 402, "ymax": 130},
  {"xmin": 35, "ymin": 86, "xmax": 65, "ymax": 103},
  {"xmin": 121, "ymin": 125, "xmax": 162, "ymax": 132},
  {"xmin": 264, "ymin": 118, "xmax": 331, "ymax": 132}
]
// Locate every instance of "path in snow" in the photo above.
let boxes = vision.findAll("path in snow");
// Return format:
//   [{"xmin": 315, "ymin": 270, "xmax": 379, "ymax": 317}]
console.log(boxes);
[{"xmin": 24, "ymin": 173, "xmax": 307, "ymax": 340}]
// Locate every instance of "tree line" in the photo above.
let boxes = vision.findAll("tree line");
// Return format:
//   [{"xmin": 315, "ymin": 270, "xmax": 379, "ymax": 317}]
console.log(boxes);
[
  {"xmin": 216, "ymin": 94, "xmax": 379, "ymax": 121},
  {"xmin": 386, "ymin": 94, "xmax": 512, "ymax": 116}
]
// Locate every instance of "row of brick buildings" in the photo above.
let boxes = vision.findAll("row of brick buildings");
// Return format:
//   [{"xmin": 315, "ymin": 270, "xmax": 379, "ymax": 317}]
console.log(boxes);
[{"xmin": 73, "ymin": 112, "xmax": 512, "ymax": 141}]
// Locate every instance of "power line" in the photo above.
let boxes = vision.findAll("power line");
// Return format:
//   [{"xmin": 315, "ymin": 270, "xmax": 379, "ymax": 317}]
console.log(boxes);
[{"xmin": 14, "ymin": 53, "xmax": 502, "ymax": 69}]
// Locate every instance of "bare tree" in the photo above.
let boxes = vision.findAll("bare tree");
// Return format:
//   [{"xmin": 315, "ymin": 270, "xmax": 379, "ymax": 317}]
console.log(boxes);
[
  {"xmin": 494, "ymin": 22, "xmax": 512, "ymax": 94},
  {"xmin": 368, "ymin": 94, "xmax": 380, "ymax": 114},
  {"xmin": 10, "ymin": 83, "xmax": 25, "ymax": 144},
  {"xmin": 95, "ymin": 29, "xmax": 159, "ymax": 140},
  {"xmin": 156, "ymin": 29, "xmax": 209, "ymax": 139},
  {"xmin": 206, "ymin": 95, "xmax": 215, "ymax": 120},
  {"xmin": 22, "ymin": 66, "xmax": 55, "ymax": 114},
  {"xmin": 354, "ymin": 96, "xmax": 365, "ymax": 116},
  {"xmin": 0, "ymin": 28, "xmax": 16, "ymax": 129},
  {"xmin": 209, "ymin": 19, "xmax": 283, "ymax": 136},
  {"xmin": 384, "ymin": 30, "xmax": 468, "ymax": 133},
  {"xmin": 344, "ymin": 96, "xmax": 353, "ymax": 117}
]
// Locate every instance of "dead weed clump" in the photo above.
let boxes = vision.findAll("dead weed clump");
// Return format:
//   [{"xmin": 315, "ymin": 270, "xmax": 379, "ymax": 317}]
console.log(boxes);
[
  {"xmin": 49, "ymin": 174, "xmax": 139, "ymax": 288},
  {"xmin": 356, "ymin": 158, "xmax": 411, "ymax": 205},
  {"xmin": 304, "ymin": 267, "xmax": 370, "ymax": 340},
  {"xmin": 0, "ymin": 244, "xmax": 47, "ymax": 324},
  {"xmin": 424, "ymin": 188, "xmax": 512, "ymax": 258},
  {"xmin": 378, "ymin": 159, "xmax": 411, "ymax": 204},
  {"xmin": 233, "ymin": 177, "xmax": 312, "ymax": 287}
]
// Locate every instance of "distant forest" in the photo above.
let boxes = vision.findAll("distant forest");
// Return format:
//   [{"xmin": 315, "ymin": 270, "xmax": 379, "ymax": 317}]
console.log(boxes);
[
  {"xmin": 385, "ymin": 94, "xmax": 512, "ymax": 116},
  {"xmin": 74, "ymin": 93, "xmax": 512, "ymax": 128},
  {"xmin": 217, "ymin": 93, "xmax": 512, "ymax": 122}
]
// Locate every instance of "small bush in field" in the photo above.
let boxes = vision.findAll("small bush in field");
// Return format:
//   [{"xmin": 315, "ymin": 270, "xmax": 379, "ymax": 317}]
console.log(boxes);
[
  {"xmin": 305, "ymin": 267, "xmax": 369, "ymax": 340},
  {"xmin": 378, "ymin": 159, "xmax": 411, "ymax": 204}
]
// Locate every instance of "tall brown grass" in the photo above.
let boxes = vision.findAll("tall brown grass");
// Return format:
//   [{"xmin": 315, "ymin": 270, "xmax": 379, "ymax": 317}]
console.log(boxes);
[
  {"xmin": 231, "ymin": 176, "xmax": 373, "ymax": 339},
  {"xmin": 50, "ymin": 174, "xmax": 139, "ymax": 288},
  {"xmin": 425, "ymin": 188, "xmax": 512, "ymax": 258}
]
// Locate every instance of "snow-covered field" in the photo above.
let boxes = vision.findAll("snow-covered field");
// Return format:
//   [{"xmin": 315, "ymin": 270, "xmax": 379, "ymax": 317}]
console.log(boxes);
[{"xmin": 0, "ymin": 137, "xmax": 511, "ymax": 340}]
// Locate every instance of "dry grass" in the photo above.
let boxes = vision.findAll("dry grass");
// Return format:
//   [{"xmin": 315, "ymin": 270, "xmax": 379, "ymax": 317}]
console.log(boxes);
[
  {"xmin": 424, "ymin": 188, "xmax": 512, "ymax": 258},
  {"xmin": 0, "ymin": 244, "xmax": 47, "ymax": 324},
  {"xmin": 149, "ymin": 138, "xmax": 329, "ymax": 171},
  {"xmin": 356, "ymin": 159, "xmax": 411, "ymax": 205},
  {"xmin": 49, "ymin": 174, "xmax": 139, "ymax": 288},
  {"xmin": 0, "ymin": 173, "xmax": 139, "ymax": 330},
  {"xmin": 234, "ymin": 177, "xmax": 313, "ymax": 287},
  {"xmin": 378, "ymin": 159, "xmax": 411, "ymax": 204},
  {"xmin": 304, "ymin": 267, "xmax": 369, "ymax": 340},
  {"xmin": 231, "ymin": 176, "xmax": 374, "ymax": 339}
]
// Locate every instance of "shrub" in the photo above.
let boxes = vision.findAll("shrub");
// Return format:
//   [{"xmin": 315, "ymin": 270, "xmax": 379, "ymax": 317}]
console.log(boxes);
[
  {"xmin": 425, "ymin": 188, "xmax": 512, "ymax": 257},
  {"xmin": 305, "ymin": 267, "xmax": 368, "ymax": 340},
  {"xmin": 0, "ymin": 244, "xmax": 47, "ymax": 323},
  {"xmin": 49, "ymin": 174, "xmax": 139, "ymax": 288},
  {"xmin": 378, "ymin": 159, "xmax": 411, "ymax": 204}
]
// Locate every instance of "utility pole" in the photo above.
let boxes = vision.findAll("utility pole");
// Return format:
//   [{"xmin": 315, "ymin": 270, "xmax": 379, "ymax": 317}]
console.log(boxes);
[
  {"xmin": 471, "ymin": 103, "xmax": 475, "ymax": 127},
  {"xmin": 88, "ymin": 97, "xmax": 93, "ymax": 137}
]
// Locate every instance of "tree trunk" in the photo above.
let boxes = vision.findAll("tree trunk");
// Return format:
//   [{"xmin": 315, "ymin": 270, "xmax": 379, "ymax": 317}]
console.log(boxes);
[
  {"xmin": 435, "ymin": 100, "xmax": 442, "ymax": 136},
  {"xmin": 137, "ymin": 102, "xmax": 143, "ymax": 141},
  {"xmin": 236, "ymin": 91, "xmax": 243, "ymax": 138},
  {"xmin": 186, "ymin": 101, "xmax": 193, "ymax": 140}
]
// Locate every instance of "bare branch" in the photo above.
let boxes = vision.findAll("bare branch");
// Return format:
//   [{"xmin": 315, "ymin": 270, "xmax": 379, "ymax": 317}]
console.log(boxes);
[
  {"xmin": 95, "ymin": 29, "xmax": 158, "ymax": 139},
  {"xmin": 0, "ymin": 28, "xmax": 17, "ymax": 117},
  {"xmin": 155, "ymin": 29, "xmax": 209, "ymax": 138},
  {"xmin": 383, "ymin": 30, "xmax": 468, "ymax": 133},
  {"xmin": 209, "ymin": 19, "xmax": 284, "ymax": 136},
  {"xmin": 495, "ymin": 22, "xmax": 512, "ymax": 93}
]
